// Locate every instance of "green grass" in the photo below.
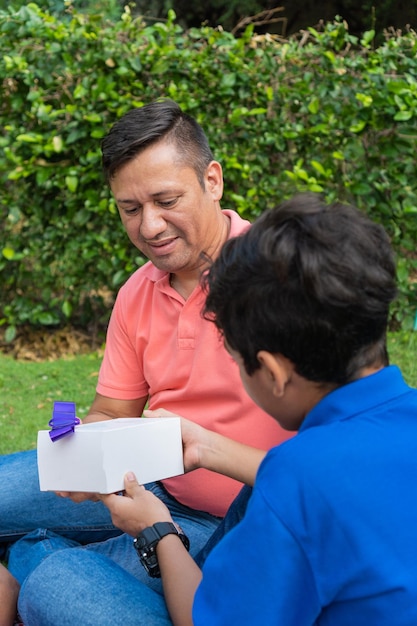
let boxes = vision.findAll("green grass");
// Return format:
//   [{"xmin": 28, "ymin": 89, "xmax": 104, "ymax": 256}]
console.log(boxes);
[
  {"xmin": 0, "ymin": 351, "xmax": 102, "ymax": 454},
  {"xmin": 0, "ymin": 331, "xmax": 416, "ymax": 456}
]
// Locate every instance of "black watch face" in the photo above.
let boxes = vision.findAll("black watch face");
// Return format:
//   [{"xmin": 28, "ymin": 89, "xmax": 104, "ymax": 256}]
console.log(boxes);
[{"xmin": 135, "ymin": 536, "xmax": 148, "ymax": 550}]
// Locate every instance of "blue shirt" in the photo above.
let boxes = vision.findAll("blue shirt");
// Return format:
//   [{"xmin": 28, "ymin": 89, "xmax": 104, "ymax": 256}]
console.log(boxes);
[{"xmin": 193, "ymin": 366, "xmax": 417, "ymax": 625}]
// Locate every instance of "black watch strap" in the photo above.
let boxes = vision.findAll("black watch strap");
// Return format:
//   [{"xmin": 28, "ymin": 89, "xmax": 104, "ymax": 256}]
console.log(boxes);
[{"xmin": 134, "ymin": 522, "xmax": 190, "ymax": 578}]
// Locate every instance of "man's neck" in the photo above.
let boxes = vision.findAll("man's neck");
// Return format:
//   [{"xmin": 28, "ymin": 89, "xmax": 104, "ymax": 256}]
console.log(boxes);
[
  {"xmin": 169, "ymin": 273, "xmax": 199, "ymax": 300},
  {"xmin": 170, "ymin": 213, "xmax": 231, "ymax": 300}
]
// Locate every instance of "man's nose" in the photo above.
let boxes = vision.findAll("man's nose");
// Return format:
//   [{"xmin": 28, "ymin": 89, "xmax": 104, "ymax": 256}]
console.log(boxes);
[{"xmin": 140, "ymin": 205, "xmax": 166, "ymax": 240}]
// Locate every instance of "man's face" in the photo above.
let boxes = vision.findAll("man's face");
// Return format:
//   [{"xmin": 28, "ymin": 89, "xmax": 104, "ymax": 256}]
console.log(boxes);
[{"xmin": 110, "ymin": 140, "xmax": 224, "ymax": 276}]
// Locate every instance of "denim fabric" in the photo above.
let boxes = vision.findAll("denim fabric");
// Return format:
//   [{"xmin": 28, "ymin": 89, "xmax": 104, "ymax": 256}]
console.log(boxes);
[
  {"xmin": 0, "ymin": 449, "xmax": 121, "ymax": 559},
  {"xmin": 15, "ymin": 486, "xmax": 252, "ymax": 624},
  {"xmin": 195, "ymin": 484, "xmax": 252, "ymax": 568},
  {"xmin": 8, "ymin": 529, "xmax": 80, "ymax": 584},
  {"xmin": 8, "ymin": 482, "xmax": 222, "ymax": 592},
  {"xmin": 18, "ymin": 549, "xmax": 172, "ymax": 626}
]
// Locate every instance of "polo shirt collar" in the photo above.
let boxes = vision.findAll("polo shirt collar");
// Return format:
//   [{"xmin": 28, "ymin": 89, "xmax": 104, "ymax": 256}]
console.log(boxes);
[{"xmin": 300, "ymin": 365, "xmax": 411, "ymax": 433}]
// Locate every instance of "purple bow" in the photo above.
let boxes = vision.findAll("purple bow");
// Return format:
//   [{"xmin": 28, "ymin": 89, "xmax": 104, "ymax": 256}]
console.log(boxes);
[{"xmin": 49, "ymin": 401, "xmax": 80, "ymax": 442}]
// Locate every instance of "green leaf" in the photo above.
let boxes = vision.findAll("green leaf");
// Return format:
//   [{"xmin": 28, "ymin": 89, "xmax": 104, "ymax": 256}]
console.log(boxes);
[
  {"xmin": 308, "ymin": 98, "xmax": 320, "ymax": 114},
  {"xmin": 37, "ymin": 313, "xmax": 58, "ymax": 326},
  {"xmin": 74, "ymin": 84, "xmax": 88, "ymax": 99},
  {"xmin": 52, "ymin": 135, "xmax": 64, "ymax": 152},
  {"xmin": 221, "ymin": 73, "xmax": 237, "ymax": 88},
  {"xmin": 394, "ymin": 110, "xmax": 413, "ymax": 121},
  {"xmin": 310, "ymin": 160, "xmax": 326, "ymax": 176},
  {"xmin": 5, "ymin": 326, "xmax": 16, "ymax": 343},
  {"xmin": 361, "ymin": 30, "xmax": 375, "ymax": 46},
  {"xmin": 349, "ymin": 120, "xmax": 366, "ymax": 133},
  {"xmin": 2, "ymin": 247, "xmax": 15, "ymax": 260},
  {"xmin": 355, "ymin": 93, "xmax": 373, "ymax": 107},
  {"xmin": 62, "ymin": 301, "xmax": 72, "ymax": 318},
  {"xmin": 16, "ymin": 133, "xmax": 43, "ymax": 143},
  {"xmin": 65, "ymin": 176, "xmax": 79, "ymax": 193}
]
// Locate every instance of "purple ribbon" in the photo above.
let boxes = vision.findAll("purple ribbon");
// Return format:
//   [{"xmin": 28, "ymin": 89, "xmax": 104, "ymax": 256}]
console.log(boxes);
[{"xmin": 49, "ymin": 401, "xmax": 80, "ymax": 442}]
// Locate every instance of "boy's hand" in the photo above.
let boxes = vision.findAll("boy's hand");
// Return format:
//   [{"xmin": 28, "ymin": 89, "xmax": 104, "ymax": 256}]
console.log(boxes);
[
  {"xmin": 100, "ymin": 472, "xmax": 173, "ymax": 536},
  {"xmin": 143, "ymin": 409, "xmax": 209, "ymax": 472}
]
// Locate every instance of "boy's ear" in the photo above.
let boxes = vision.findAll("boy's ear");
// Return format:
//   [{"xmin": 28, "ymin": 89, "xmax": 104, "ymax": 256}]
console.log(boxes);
[{"xmin": 257, "ymin": 351, "xmax": 292, "ymax": 398}]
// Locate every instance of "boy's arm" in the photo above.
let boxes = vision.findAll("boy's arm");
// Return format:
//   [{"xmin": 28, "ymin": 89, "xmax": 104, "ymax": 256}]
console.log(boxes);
[
  {"xmin": 144, "ymin": 409, "xmax": 266, "ymax": 486},
  {"xmin": 101, "ymin": 474, "xmax": 200, "ymax": 626},
  {"xmin": 158, "ymin": 535, "xmax": 202, "ymax": 626}
]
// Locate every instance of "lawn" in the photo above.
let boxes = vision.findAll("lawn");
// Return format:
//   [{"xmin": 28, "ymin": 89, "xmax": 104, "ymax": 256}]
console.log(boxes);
[
  {"xmin": 0, "ymin": 330, "xmax": 416, "ymax": 455},
  {"xmin": 0, "ymin": 351, "xmax": 102, "ymax": 454}
]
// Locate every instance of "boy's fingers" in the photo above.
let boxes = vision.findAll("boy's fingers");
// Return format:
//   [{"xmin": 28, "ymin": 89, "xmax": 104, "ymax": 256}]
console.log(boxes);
[{"xmin": 123, "ymin": 471, "xmax": 145, "ymax": 497}]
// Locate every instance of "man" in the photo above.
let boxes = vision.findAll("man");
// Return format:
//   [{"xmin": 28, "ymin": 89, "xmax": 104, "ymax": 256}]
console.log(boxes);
[
  {"xmin": 17, "ymin": 193, "xmax": 417, "ymax": 624},
  {"xmin": 0, "ymin": 100, "xmax": 288, "ymax": 621}
]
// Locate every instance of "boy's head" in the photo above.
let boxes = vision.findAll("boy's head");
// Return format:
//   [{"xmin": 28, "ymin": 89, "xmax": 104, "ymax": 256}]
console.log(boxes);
[{"xmin": 204, "ymin": 193, "xmax": 397, "ymax": 386}]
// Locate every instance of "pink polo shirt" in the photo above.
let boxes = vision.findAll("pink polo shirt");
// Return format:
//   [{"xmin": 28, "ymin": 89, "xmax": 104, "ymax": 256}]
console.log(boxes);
[{"xmin": 97, "ymin": 210, "xmax": 291, "ymax": 517}]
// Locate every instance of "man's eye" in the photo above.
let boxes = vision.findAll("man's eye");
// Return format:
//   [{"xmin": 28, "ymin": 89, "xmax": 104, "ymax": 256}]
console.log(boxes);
[
  {"xmin": 158, "ymin": 198, "xmax": 178, "ymax": 208},
  {"xmin": 125, "ymin": 207, "xmax": 140, "ymax": 215}
]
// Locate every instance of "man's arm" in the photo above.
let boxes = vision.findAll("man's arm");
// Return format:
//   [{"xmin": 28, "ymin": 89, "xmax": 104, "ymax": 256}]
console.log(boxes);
[{"xmin": 82, "ymin": 392, "xmax": 148, "ymax": 423}]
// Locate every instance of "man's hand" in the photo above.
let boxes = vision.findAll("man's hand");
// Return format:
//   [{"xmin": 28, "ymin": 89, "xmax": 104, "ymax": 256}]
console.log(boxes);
[
  {"xmin": 55, "ymin": 491, "xmax": 100, "ymax": 503},
  {"xmin": 100, "ymin": 472, "xmax": 173, "ymax": 536}
]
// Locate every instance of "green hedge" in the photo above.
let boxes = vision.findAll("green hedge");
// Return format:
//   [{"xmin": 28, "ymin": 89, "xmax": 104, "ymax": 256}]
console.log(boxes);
[{"xmin": 1, "ymin": 4, "xmax": 416, "ymax": 340}]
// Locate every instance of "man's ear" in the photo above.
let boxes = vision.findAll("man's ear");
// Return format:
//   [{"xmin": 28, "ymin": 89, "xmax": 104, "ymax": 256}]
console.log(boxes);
[
  {"xmin": 205, "ymin": 160, "xmax": 223, "ymax": 201},
  {"xmin": 257, "ymin": 351, "xmax": 292, "ymax": 398}
]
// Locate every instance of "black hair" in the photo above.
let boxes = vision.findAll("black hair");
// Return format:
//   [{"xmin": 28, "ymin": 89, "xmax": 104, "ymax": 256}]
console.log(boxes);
[
  {"xmin": 203, "ymin": 193, "xmax": 397, "ymax": 384},
  {"xmin": 101, "ymin": 99, "xmax": 214, "ymax": 188}
]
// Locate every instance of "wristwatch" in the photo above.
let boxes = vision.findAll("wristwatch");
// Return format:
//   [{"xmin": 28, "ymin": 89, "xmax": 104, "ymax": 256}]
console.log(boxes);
[{"xmin": 133, "ymin": 521, "xmax": 190, "ymax": 578}]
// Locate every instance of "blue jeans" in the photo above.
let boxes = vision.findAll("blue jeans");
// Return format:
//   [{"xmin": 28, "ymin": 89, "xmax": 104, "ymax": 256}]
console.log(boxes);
[
  {"xmin": 16, "ymin": 485, "xmax": 253, "ymax": 625},
  {"xmin": 9, "ymin": 482, "xmax": 222, "ymax": 591},
  {"xmin": 0, "ymin": 449, "xmax": 121, "ymax": 559},
  {"xmin": 194, "ymin": 483, "xmax": 252, "ymax": 567},
  {"xmin": 19, "ymin": 549, "xmax": 172, "ymax": 626}
]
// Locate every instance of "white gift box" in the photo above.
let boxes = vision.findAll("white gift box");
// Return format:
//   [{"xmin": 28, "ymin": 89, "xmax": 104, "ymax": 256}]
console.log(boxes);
[{"xmin": 37, "ymin": 417, "xmax": 184, "ymax": 494}]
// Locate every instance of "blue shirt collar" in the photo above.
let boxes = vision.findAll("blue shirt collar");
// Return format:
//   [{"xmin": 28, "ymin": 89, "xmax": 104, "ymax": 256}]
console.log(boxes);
[{"xmin": 300, "ymin": 365, "xmax": 412, "ymax": 432}]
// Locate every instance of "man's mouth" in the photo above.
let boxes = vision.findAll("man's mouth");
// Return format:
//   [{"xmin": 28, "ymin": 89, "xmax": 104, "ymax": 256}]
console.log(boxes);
[{"xmin": 146, "ymin": 237, "xmax": 178, "ymax": 255}]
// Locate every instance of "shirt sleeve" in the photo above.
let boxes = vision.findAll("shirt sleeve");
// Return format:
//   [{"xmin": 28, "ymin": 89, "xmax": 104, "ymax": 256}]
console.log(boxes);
[
  {"xmin": 192, "ymin": 486, "xmax": 321, "ymax": 626},
  {"xmin": 96, "ymin": 287, "xmax": 149, "ymax": 400}
]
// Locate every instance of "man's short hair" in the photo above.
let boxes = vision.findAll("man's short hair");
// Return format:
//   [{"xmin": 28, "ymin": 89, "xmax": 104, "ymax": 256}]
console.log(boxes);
[
  {"xmin": 101, "ymin": 99, "xmax": 214, "ymax": 188},
  {"xmin": 203, "ymin": 193, "xmax": 397, "ymax": 384}
]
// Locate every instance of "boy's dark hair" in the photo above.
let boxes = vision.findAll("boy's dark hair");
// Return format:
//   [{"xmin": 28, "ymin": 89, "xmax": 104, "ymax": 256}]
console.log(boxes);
[
  {"xmin": 101, "ymin": 99, "xmax": 214, "ymax": 188},
  {"xmin": 203, "ymin": 193, "xmax": 397, "ymax": 384}
]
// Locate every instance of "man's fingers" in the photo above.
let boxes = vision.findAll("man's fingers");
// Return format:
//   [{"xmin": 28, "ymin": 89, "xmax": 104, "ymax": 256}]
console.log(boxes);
[{"xmin": 54, "ymin": 491, "xmax": 99, "ymax": 503}]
